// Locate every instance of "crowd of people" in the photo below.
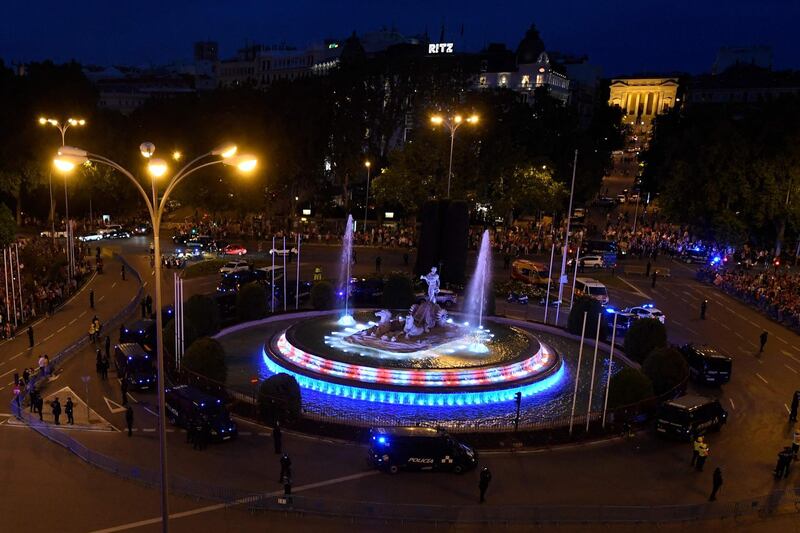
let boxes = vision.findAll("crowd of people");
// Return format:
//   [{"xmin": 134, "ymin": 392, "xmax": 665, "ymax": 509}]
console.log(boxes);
[{"xmin": 1, "ymin": 236, "xmax": 90, "ymax": 339}]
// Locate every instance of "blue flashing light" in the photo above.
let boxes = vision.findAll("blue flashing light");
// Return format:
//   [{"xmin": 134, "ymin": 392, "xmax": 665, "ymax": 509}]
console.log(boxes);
[
  {"xmin": 377, "ymin": 436, "xmax": 387, "ymax": 445},
  {"xmin": 642, "ymin": 303, "xmax": 654, "ymax": 308},
  {"xmin": 605, "ymin": 307, "xmax": 616, "ymax": 314},
  {"xmin": 262, "ymin": 347, "xmax": 566, "ymax": 406},
  {"xmin": 710, "ymin": 255, "xmax": 722, "ymax": 265}
]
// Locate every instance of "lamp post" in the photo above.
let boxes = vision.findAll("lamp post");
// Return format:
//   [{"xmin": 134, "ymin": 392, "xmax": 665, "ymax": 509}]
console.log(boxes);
[
  {"xmin": 363, "ymin": 160, "xmax": 371, "ymax": 232},
  {"xmin": 430, "ymin": 113, "xmax": 479, "ymax": 198},
  {"xmin": 53, "ymin": 142, "xmax": 256, "ymax": 532},
  {"xmin": 38, "ymin": 117, "xmax": 86, "ymax": 276}
]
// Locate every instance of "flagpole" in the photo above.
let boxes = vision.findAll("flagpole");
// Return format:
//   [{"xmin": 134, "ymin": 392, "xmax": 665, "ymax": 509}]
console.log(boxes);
[
  {"xmin": 568, "ymin": 312, "xmax": 587, "ymax": 436},
  {"xmin": 586, "ymin": 312, "xmax": 601, "ymax": 432},
  {"xmin": 544, "ymin": 242, "xmax": 555, "ymax": 324},
  {"xmin": 602, "ymin": 313, "xmax": 619, "ymax": 429}
]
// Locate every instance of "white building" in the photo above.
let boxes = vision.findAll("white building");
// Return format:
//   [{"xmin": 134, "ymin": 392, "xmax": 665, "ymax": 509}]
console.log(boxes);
[{"xmin": 477, "ymin": 51, "xmax": 570, "ymax": 104}]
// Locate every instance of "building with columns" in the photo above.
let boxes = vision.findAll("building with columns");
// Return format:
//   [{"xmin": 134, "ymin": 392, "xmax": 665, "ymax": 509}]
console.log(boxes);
[{"xmin": 608, "ymin": 77, "xmax": 679, "ymax": 134}]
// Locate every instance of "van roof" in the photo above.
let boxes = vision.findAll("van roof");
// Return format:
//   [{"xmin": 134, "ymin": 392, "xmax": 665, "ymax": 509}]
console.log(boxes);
[
  {"xmin": 126, "ymin": 319, "xmax": 155, "ymax": 332},
  {"xmin": 371, "ymin": 426, "xmax": 444, "ymax": 438},
  {"xmin": 576, "ymin": 277, "xmax": 605, "ymax": 287},
  {"xmin": 664, "ymin": 395, "xmax": 716, "ymax": 411},
  {"xmin": 167, "ymin": 384, "xmax": 222, "ymax": 406},
  {"xmin": 115, "ymin": 343, "xmax": 149, "ymax": 357}
]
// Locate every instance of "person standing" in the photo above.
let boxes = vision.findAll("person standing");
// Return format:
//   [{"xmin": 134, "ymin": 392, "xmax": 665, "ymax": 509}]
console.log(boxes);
[
  {"xmin": 125, "ymin": 405, "xmax": 134, "ymax": 437},
  {"xmin": 709, "ymin": 467, "xmax": 723, "ymax": 501},
  {"xmin": 760, "ymin": 330, "xmax": 768, "ymax": 353},
  {"xmin": 792, "ymin": 427, "xmax": 800, "ymax": 461},
  {"xmin": 51, "ymin": 397, "xmax": 61, "ymax": 425},
  {"xmin": 121, "ymin": 264, "xmax": 126, "ymax": 281},
  {"xmin": 100, "ymin": 356, "xmax": 109, "ymax": 380},
  {"xmin": 775, "ymin": 447, "xmax": 793, "ymax": 479},
  {"xmin": 696, "ymin": 441, "xmax": 709, "ymax": 471},
  {"xmin": 89, "ymin": 289, "xmax": 95, "ymax": 309},
  {"xmin": 651, "ymin": 271, "xmax": 658, "ymax": 289},
  {"xmin": 145, "ymin": 295, "xmax": 153, "ymax": 316},
  {"xmin": 27, "ymin": 325, "xmax": 34, "ymax": 348},
  {"xmin": 65, "ymin": 397, "xmax": 74, "ymax": 425},
  {"xmin": 35, "ymin": 394, "xmax": 44, "ymax": 421},
  {"xmin": 140, "ymin": 298, "xmax": 147, "ymax": 318},
  {"xmin": 273, "ymin": 421, "xmax": 283, "ymax": 454},
  {"xmin": 700, "ymin": 299, "xmax": 707, "ymax": 320},
  {"xmin": 375, "ymin": 256, "xmax": 382, "ymax": 273},
  {"xmin": 279, "ymin": 453, "xmax": 292, "ymax": 483},
  {"xmin": 479, "ymin": 466, "xmax": 492, "ymax": 503},
  {"xmin": 121, "ymin": 376, "xmax": 129, "ymax": 406},
  {"xmin": 104, "ymin": 335, "xmax": 111, "ymax": 360},
  {"xmin": 790, "ymin": 392, "xmax": 800, "ymax": 422},
  {"xmin": 691, "ymin": 436, "xmax": 704, "ymax": 466},
  {"xmin": 645, "ymin": 260, "xmax": 651, "ymax": 278}
]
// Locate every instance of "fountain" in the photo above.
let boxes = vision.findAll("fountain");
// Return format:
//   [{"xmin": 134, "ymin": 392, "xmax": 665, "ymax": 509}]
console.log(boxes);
[
  {"xmin": 337, "ymin": 215, "xmax": 356, "ymax": 326},
  {"xmin": 463, "ymin": 230, "xmax": 492, "ymax": 353}
]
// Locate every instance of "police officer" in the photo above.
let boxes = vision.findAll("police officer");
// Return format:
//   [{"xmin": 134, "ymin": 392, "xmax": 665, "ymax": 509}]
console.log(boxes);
[
  {"xmin": 696, "ymin": 441, "xmax": 709, "ymax": 472},
  {"xmin": 35, "ymin": 394, "xmax": 44, "ymax": 422},
  {"xmin": 479, "ymin": 466, "xmax": 492, "ymax": 503},
  {"xmin": 89, "ymin": 289, "xmax": 95, "ymax": 309},
  {"xmin": 51, "ymin": 397, "xmax": 61, "ymax": 425},
  {"xmin": 691, "ymin": 435, "xmax": 704, "ymax": 466},
  {"xmin": 790, "ymin": 391, "xmax": 799, "ymax": 422},
  {"xmin": 709, "ymin": 467, "xmax": 723, "ymax": 501},
  {"xmin": 700, "ymin": 299, "xmax": 707, "ymax": 320},
  {"xmin": 279, "ymin": 454, "xmax": 292, "ymax": 484},
  {"xmin": 65, "ymin": 397, "xmax": 74, "ymax": 425},
  {"xmin": 121, "ymin": 376, "xmax": 129, "ymax": 406},
  {"xmin": 125, "ymin": 405, "xmax": 134, "ymax": 437},
  {"xmin": 792, "ymin": 427, "xmax": 800, "ymax": 461},
  {"xmin": 759, "ymin": 330, "xmax": 768, "ymax": 353},
  {"xmin": 775, "ymin": 447, "xmax": 793, "ymax": 479},
  {"xmin": 313, "ymin": 266, "xmax": 322, "ymax": 281}
]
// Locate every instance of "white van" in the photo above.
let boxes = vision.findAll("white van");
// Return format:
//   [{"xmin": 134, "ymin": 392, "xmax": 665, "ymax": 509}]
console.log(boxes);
[{"xmin": 574, "ymin": 277, "xmax": 609, "ymax": 306}]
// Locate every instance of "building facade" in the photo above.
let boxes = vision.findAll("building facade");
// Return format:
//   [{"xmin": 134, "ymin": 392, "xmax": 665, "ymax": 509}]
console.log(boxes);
[
  {"xmin": 478, "ymin": 51, "xmax": 570, "ymax": 104},
  {"xmin": 608, "ymin": 77, "xmax": 679, "ymax": 133}
]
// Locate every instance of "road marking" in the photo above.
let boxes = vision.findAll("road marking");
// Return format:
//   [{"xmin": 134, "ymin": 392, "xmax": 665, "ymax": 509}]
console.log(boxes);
[
  {"xmin": 143, "ymin": 282, "xmax": 148, "ymax": 288},
  {"xmin": 99, "ymin": 295, "xmax": 105, "ymax": 302},
  {"xmin": 142, "ymin": 428, "xmax": 155, "ymax": 432},
  {"xmin": 41, "ymin": 333, "xmax": 54, "ymax": 342},
  {"xmin": 785, "ymin": 404, "xmax": 791, "ymax": 414},
  {"xmin": 782, "ymin": 350, "xmax": 800, "ymax": 364},
  {"xmin": 720, "ymin": 323, "xmax": 731, "ymax": 331},
  {"xmin": 0, "ymin": 368, "xmax": 16, "ymax": 378},
  {"xmin": 111, "ymin": 282, "xmax": 117, "ymax": 289},
  {"xmin": 617, "ymin": 277, "xmax": 650, "ymax": 299},
  {"xmin": 91, "ymin": 470, "xmax": 381, "ymax": 533},
  {"xmin": 756, "ymin": 373, "xmax": 769, "ymax": 385},
  {"xmin": 10, "ymin": 352, "xmax": 24, "ymax": 360},
  {"xmin": 143, "ymin": 406, "xmax": 158, "ymax": 417},
  {"xmin": 57, "ymin": 326, "xmax": 66, "ymax": 333},
  {"xmin": 776, "ymin": 337, "xmax": 789, "ymax": 345},
  {"xmin": 78, "ymin": 311, "xmax": 87, "ymax": 318},
  {"xmin": 734, "ymin": 332, "xmax": 745, "ymax": 340},
  {"xmin": 104, "ymin": 397, "xmax": 127, "ymax": 414},
  {"xmin": 69, "ymin": 318, "xmax": 77, "ymax": 325},
  {"xmin": 729, "ymin": 398, "xmax": 735, "ymax": 410},
  {"xmin": 785, "ymin": 364, "xmax": 798, "ymax": 374}
]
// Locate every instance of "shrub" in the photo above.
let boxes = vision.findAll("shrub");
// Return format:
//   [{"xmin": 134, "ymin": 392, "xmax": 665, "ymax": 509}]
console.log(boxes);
[
  {"xmin": 311, "ymin": 280, "xmax": 335, "ymax": 310},
  {"xmin": 0, "ymin": 204, "xmax": 16, "ymax": 248},
  {"xmin": 643, "ymin": 347, "xmax": 689, "ymax": 396},
  {"xmin": 567, "ymin": 296, "xmax": 608, "ymax": 341},
  {"xmin": 184, "ymin": 294, "xmax": 221, "ymax": 338},
  {"xmin": 163, "ymin": 318, "xmax": 200, "ymax": 356},
  {"xmin": 182, "ymin": 337, "xmax": 227, "ymax": 383},
  {"xmin": 623, "ymin": 319, "xmax": 667, "ymax": 363},
  {"xmin": 237, "ymin": 282, "xmax": 268, "ymax": 321},
  {"xmin": 258, "ymin": 373, "xmax": 302, "ymax": 423},
  {"xmin": 382, "ymin": 273, "xmax": 414, "ymax": 309},
  {"xmin": 607, "ymin": 367, "xmax": 655, "ymax": 408}
]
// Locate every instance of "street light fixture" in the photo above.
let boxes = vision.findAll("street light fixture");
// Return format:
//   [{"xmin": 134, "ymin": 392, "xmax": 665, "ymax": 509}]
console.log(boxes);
[
  {"xmin": 429, "ymin": 112, "xmax": 479, "ymax": 198},
  {"xmin": 363, "ymin": 160, "xmax": 372, "ymax": 232},
  {"xmin": 38, "ymin": 115, "xmax": 86, "ymax": 275},
  {"xmin": 52, "ymin": 141, "xmax": 256, "ymax": 533}
]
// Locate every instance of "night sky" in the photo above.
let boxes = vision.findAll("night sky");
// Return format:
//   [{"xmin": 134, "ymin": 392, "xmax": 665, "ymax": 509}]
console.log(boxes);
[{"xmin": 2, "ymin": 0, "xmax": 797, "ymax": 76}]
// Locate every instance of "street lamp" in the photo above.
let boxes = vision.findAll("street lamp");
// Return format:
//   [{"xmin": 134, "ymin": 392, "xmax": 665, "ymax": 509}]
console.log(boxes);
[
  {"xmin": 38, "ymin": 116, "xmax": 86, "ymax": 276},
  {"xmin": 363, "ymin": 160, "xmax": 371, "ymax": 232},
  {"xmin": 429, "ymin": 113, "xmax": 479, "ymax": 198},
  {"xmin": 53, "ymin": 142, "xmax": 256, "ymax": 533}
]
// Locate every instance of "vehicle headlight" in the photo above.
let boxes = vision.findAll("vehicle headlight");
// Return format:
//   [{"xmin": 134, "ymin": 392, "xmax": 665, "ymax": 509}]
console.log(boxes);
[{"xmin": 211, "ymin": 430, "xmax": 218, "ymax": 435}]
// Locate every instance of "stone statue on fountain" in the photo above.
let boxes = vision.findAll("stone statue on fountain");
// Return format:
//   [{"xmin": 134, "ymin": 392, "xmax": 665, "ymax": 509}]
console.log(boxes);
[{"xmin": 420, "ymin": 267, "xmax": 440, "ymax": 304}]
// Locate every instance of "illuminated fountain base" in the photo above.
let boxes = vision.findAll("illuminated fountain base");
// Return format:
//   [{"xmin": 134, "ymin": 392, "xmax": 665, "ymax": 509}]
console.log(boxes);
[{"xmin": 262, "ymin": 311, "xmax": 564, "ymax": 406}]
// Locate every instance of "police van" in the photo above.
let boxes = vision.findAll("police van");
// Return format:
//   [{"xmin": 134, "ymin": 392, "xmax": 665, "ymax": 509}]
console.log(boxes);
[
  {"xmin": 679, "ymin": 344, "xmax": 732, "ymax": 385},
  {"xmin": 164, "ymin": 385, "xmax": 238, "ymax": 441},
  {"xmin": 368, "ymin": 426, "xmax": 477, "ymax": 474},
  {"xmin": 114, "ymin": 343, "xmax": 157, "ymax": 390},
  {"xmin": 655, "ymin": 395, "xmax": 727, "ymax": 440},
  {"xmin": 574, "ymin": 277, "xmax": 609, "ymax": 306}
]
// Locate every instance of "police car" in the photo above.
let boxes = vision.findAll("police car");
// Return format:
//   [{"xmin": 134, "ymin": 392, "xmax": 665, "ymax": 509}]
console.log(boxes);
[
  {"xmin": 623, "ymin": 304, "xmax": 666, "ymax": 323},
  {"xmin": 368, "ymin": 426, "xmax": 477, "ymax": 474}
]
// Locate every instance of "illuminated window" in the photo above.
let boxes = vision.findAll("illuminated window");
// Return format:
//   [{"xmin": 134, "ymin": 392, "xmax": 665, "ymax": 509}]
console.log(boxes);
[
  {"xmin": 521, "ymin": 75, "xmax": 530, "ymax": 87},
  {"xmin": 536, "ymin": 74, "xmax": 543, "ymax": 86},
  {"xmin": 500, "ymin": 75, "xmax": 507, "ymax": 87}
]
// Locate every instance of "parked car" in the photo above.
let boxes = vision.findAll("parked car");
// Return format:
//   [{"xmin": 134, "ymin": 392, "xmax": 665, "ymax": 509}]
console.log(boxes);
[
  {"xmin": 78, "ymin": 231, "xmax": 104, "ymax": 242},
  {"xmin": 269, "ymin": 246, "xmax": 299, "ymax": 256},
  {"xmin": 219, "ymin": 261, "xmax": 250, "ymax": 274},
  {"xmin": 567, "ymin": 255, "xmax": 605, "ymax": 269},
  {"xmin": 222, "ymin": 244, "xmax": 247, "ymax": 256},
  {"xmin": 40, "ymin": 230, "xmax": 67, "ymax": 238}
]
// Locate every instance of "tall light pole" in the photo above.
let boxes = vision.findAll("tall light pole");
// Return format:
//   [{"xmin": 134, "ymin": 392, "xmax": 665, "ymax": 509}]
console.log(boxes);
[
  {"xmin": 38, "ymin": 117, "xmax": 86, "ymax": 276},
  {"xmin": 363, "ymin": 160, "xmax": 371, "ymax": 232},
  {"xmin": 555, "ymin": 149, "xmax": 579, "ymax": 326},
  {"xmin": 53, "ymin": 142, "xmax": 256, "ymax": 532},
  {"xmin": 430, "ymin": 113, "xmax": 479, "ymax": 198}
]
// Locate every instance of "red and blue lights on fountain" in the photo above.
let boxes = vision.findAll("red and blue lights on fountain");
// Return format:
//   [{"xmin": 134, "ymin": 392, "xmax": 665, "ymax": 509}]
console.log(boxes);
[{"xmin": 262, "ymin": 224, "xmax": 565, "ymax": 406}]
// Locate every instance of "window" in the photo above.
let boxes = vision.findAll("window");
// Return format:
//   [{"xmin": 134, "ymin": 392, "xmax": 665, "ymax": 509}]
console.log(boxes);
[{"xmin": 521, "ymin": 75, "xmax": 530, "ymax": 87}]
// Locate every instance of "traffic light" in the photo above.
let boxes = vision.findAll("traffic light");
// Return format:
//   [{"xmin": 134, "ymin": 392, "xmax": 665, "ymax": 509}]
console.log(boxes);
[{"xmin": 515, "ymin": 391, "xmax": 522, "ymax": 406}]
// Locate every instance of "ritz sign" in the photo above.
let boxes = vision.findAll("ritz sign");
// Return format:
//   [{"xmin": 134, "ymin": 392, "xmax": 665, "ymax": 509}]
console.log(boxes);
[{"xmin": 428, "ymin": 42, "xmax": 454, "ymax": 54}]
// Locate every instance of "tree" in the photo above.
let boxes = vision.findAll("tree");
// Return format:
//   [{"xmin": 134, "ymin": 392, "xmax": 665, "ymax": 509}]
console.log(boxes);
[
  {"xmin": 184, "ymin": 294, "xmax": 221, "ymax": 339},
  {"xmin": 311, "ymin": 281, "xmax": 336, "ymax": 310},
  {"xmin": 237, "ymin": 282, "xmax": 268, "ymax": 321},
  {"xmin": 382, "ymin": 273, "xmax": 414, "ymax": 309},
  {"xmin": 642, "ymin": 347, "xmax": 689, "ymax": 396},
  {"xmin": 182, "ymin": 337, "xmax": 227, "ymax": 383},
  {"xmin": 258, "ymin": 373, "xmax": 302, "ymax": 423},
  {"xmin": 623, "ymin": 319, "xmax": 667, "ymax": 363},
  {"xmin": 567, "ymin": 296, "xmax": 608, "ymax": 341},
  {"xmin": 607, "ymin": 368, "xmax": 654, "ymax": 408},
  {"xmin": 0, "ymin": 203, "xmax": 16, "ymax": 247}
]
